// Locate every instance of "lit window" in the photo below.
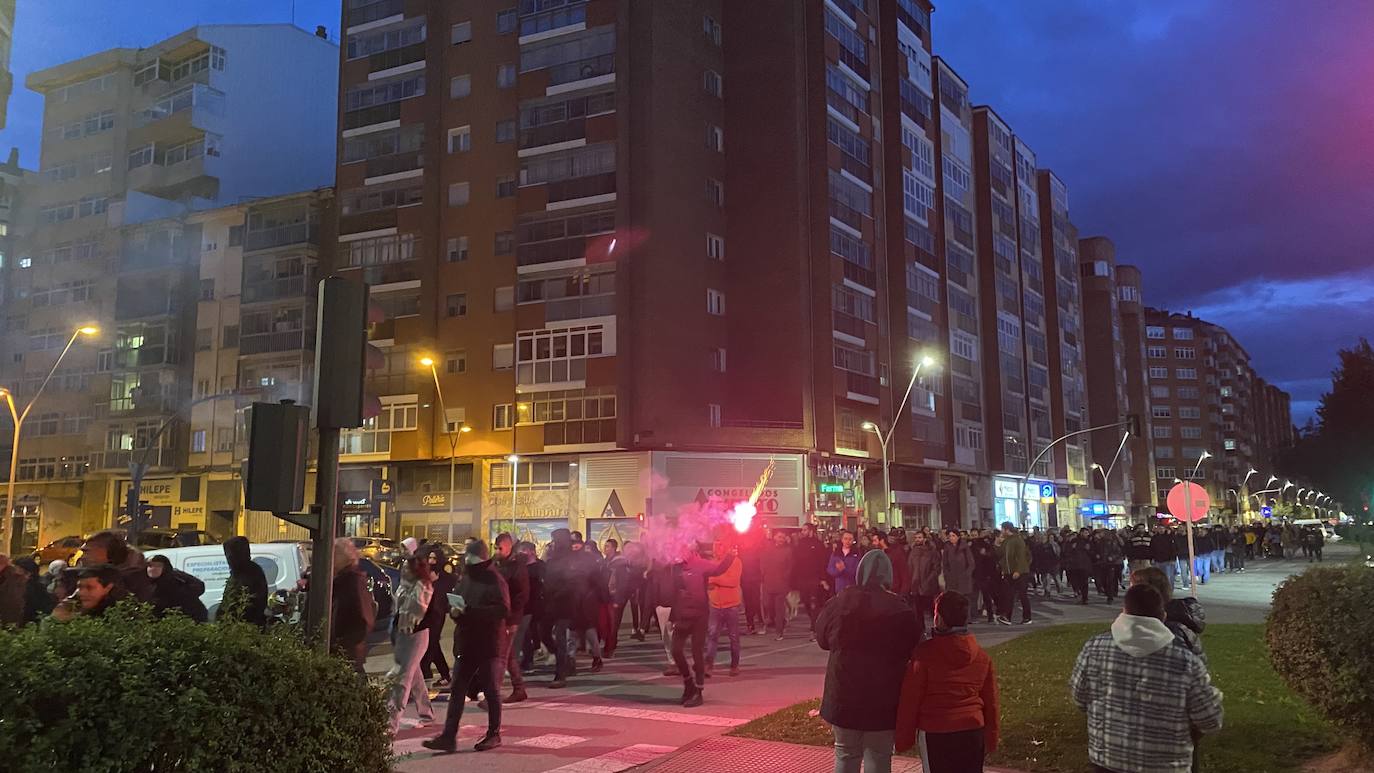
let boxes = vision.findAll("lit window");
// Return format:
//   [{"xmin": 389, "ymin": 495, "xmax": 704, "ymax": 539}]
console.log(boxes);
[{"xmin": 707, "ymin": 288, "xmax": 725, "ymax": 315}]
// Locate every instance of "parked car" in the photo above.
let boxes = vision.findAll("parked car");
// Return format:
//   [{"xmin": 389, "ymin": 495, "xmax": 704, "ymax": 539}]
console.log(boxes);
[
  {"xmin": 32, "ymin": 535, "xmax": 84, "ymax": 568},
  {"xmin": 351, "ymin": 536, "xmax": 402, "ymax": 567},
  {"xmin": 146, "ymin": 541, "xmax": 310, "ymax": 621}
]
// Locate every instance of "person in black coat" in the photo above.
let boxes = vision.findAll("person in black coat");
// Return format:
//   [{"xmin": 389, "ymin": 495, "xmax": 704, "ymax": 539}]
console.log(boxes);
[
  {"xmin": 493, "ymin": 533, "xmax": 530, "ymax": 703},
  {"xmin": 424, "ymin": 540, "xmax": 510, "ymax": 754},
  {"xmin": 543, "ymin": 529, "xmax": 604, "ymax": 686},
  {"xmin": 146, "ymin": 555, "xmax": 208, "ymax": 623},
  {"xmin": 15, "ymin": 558, "xmax": 55, "ymax": 625},
  {"xmin": 668, "ymin": 543, "xmax": 736, "ymax": 707},
  {"xmin": 970, "ymin": 531, "xmax": 1002, "ymax": 623},
  {"xmin": 518, "ymin": 541, "xmax": 555, "ymax": 673},
  {"xmin": 792, "ymin": 523, "xmax": 830, "ymax": 638},
  {"xmin": 330, "ymin": 538, "xmax": 376, "ymax": 675},
  {"xmin": 220, "ymin": 536, "xmax": 267, "ymax": 627},
  {"xmin": 1061, "ymin": 528, "xmax": 1095, "ymax": 604},
  {"xmin": 419, "ymin": 545, "xmax": 454, "ymax": 685},
  {"xmin": 646, "ymin": 559, "xmax": 679, "ymax": 674},
  {"xmin": 816, "ymin": 550, "xmax": 921, "ymax": 772}
]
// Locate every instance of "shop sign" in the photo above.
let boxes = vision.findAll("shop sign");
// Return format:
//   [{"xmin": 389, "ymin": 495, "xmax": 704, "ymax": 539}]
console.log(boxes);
[
  {"xmin": 421, "ymin": 493, "xmax": 447, "ymax": 508},
  {"xmin": 816, "ymin": 461, "xmax": 864, "ymax": 481},
  {"xmin": 818, "ymin": 483, "xmax": 845, "ymax": 494}
]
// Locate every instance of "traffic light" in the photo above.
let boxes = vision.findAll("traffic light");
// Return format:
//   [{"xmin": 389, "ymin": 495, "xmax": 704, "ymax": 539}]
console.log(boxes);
[
  {"xmin": 136, "ymin": 500, "xmax": 154, "ymax": 531},
  {"xmin": 312, "ymin": 276, "xmax": 382, "ymax": 429},
  {"xmin": 245, "ymin": 400, "xmax": 311, "ymax": 514}
]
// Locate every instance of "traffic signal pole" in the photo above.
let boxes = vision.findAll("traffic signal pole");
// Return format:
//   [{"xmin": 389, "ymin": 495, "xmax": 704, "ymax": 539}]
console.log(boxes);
[{"xmin": 306, "ymin": 427, "xmax": 340, "ymax": 651}]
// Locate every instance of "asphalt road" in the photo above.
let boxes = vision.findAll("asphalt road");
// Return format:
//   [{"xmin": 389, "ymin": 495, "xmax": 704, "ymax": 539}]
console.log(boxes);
[{"xmin": 382, "ymin": 546, "xmax": 1351, "ymax": 772}]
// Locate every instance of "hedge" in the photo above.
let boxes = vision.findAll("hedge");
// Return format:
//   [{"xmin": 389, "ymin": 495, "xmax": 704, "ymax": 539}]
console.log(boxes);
[{"xmin": 0, "ymin": 604, "xmax": 392, "ymax": 772}]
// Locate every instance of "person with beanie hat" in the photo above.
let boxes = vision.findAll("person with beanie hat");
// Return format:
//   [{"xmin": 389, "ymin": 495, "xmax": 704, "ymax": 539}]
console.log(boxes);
[{"xmin": 816, "ymin": 549, "xmax": 922, "ymax": 773}]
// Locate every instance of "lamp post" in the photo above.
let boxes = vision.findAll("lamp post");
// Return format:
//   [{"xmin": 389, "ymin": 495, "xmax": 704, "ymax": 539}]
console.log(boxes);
[
  {"xmin": 1241, "ymin": 468, "xmax": 1258, "ymax": 513},
  {"xmin": 0, "ymin": 325, "xmax": 98, "ymax": 553},
  {"xmin": 506, "ymin": 454, "xmax": 520, "ymax": 534},
  {"xmin": 1090, "ymin": 432, "xmax": 1131, "ymax": 519},
  {"xmin": 860, "ymin": 354, "xmax": 935, "ymax": 527},
  {"xmin": 420, "ymin": 357, "xmax": 471, "ymax": 544}
]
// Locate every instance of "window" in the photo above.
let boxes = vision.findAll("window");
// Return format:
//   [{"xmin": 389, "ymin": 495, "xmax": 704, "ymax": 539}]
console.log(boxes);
[
  {"xmin": 1148, "ymin": 366, "xmax": 1168, "ymax": 380},
  {"xmin": 950, "ymin": 331, "xmax": 978, "ymax": 361},
  {"xmin": 707, "ymin": 288, "xmax": 725, "ymax": 315},
  {"xmin": 955, "ymin": 424, "xmax": 983, "ymax": 451},
  {"xmin": 493, "ymin": 404, "xmax": 515, "ymax": 430},
  {"xmin": 832, "ymin": 342, "xmax": 875, "ymax": 375},
  {"xmin": 447, "ymin": 236, "xmax": 469, "ymax": 262},
  {"xmin": 344, "ymin": 233, "xmax": 417, "ymax": 267},
  {"xmin": 833, "ymin": 284, "xmax": 875, "ymax": 322},
  {"xmin": 1146, "ymin": 326, "xmax": 1166, "ymax": 339},
  {"xmin": 708, "ymin": 403, "xmax": 723, "ymax": 427},
  {"xmin": 1181, "ymin": 426, "xmax": 1202, "ymax": 440},
  {"xmin": 710, "ymin": 348, "xmax": 727, "ymax": 373},
  {"xmin": 1119, "ymin": 285, "xmax": 1140, "ymax": 303},
  {"xmin": 489, "ymin": 285, "xmax": 514, "ymax": 312},
  {"xmin": 493, "ymin": 343, "xmax": 514, "ymax": 370},
  {"xmin": 1156, "ymin": 467, "xmax": 1176, "ymax": 480},
  {"xmin": 704, "ymin": 70, "xmax": 723, "ymax": 98},
  {"xmin": 706, "ymin": 124, "xmax": 724, "ymax": 152},
  {"xmin": 491, "ymin": 460, "xmax": 573, "ymax": 490},
  {"xmin": 215, "ymin": 428, "xmax": 235, "ymax": 453},
  {"xmin": 496, "ymin": 119, "xmax": 516, "ymax": 143},
  {"xmin": 340, "ymin": 400, "xmax": 419, "ymax": 455},
  {"xmin": 448, "ymin": 126, "xmax": 471, "ymax": 153},
  {"xmin": 516, "ymin": 325, "xmax": 606, "ymax": 385},
  {"xmin": 1224, "ymin": 439, "xmax": 1237, "ymax": 451},
  {"xmin": 496, "ymin": 176, "xmax": 517, "ymax": 198},
  {"xmin": 1219, "ymin": 385, "xmax": 1233, "ymax": 398},
  {"xmin": 1179, "ymin": 406, "xmax": 1201, "ymax": 419},
  {"xmin": 497, "ymin": 64, "xmax": 517, "ymax": 88},
  {"xmin": 446, "ymin": 293, "xmax": 468, "ymax": 317},
  {"xmin": 706, "ymin": 233, "xmax": 725, "ymax": 261},
  {"xmin": 451, "ymin": 21, "xmax": 472, "ymax": 44},
  {"xmin": 340, "ymin": 181, "xmax": 423, "ymax": 214},
  {"xmin": 706, "ymin": 177, "xmax": 724, "ymax": 207},
  {"xmin": 346, "ymin": 17, "xmax": 426, "ymax": 59},
  {"xmin": 703, "ymin": 15, "xmax": 722, "ymax": 45},
  {"xmin": 1176, "ymin": 368, "xmax": 1198, "ymax": 380},
  {"xmin": 1155, "ymin": 446, "xmax": 1175, "ymax": 459},
  {"xmin": 1147, "ymin": 346, "xmax": 1167, "ymax": 359},
  {"xmin": 1150, "ymin": 385, "xmax": 1170, "ymax": 399},
  {"xmin": 1177, "ymin": 386, "xmax": 1200, "ymax": 399},
  {"xmin": 1175, "ymin": 347, "xmax": 1196, "ymax": 360},
  {"xmin": 196, "ymin": 328, "xmax": 212, "ymax": 351},
  {"xmin": 1172, "ymin": 327, "xmax": 1194, "ymax": 340},
  {"xmin": 222, "ymin": 325, "xmax": 239, "ymax": 347},
  {"xmin": 450, "ymin": 74, "xmax": 471, "ymax": 98},
  {"xmin": 495, "ymin": 231, "xmax": 515, "ymax": 255},
  {"xmin": 497, "ymin": 9, "xmax": 518, "ymax": 34},
  {"xmin": 448, "ymin": 182, "xmax": 470, "ymax": 207},
  {"xmin": 1152, "ymin": 425, "xmax": 1172, "ymax": 439},
  {"xmin": 191, "ymin": 430, "xmax": 207, "ymax": 453},
  {"xmin": 1152, "ymin": 405, "xmax": 1172, "ymax": 419},
  {"xmin": 439, "ymin": 350, "xmax": 466, "ymax": 375}
]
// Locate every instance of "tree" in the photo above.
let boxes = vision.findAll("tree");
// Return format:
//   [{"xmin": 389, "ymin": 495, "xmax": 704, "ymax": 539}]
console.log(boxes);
[{"xmin": 1282, "ymin": 338, "xmax": 1374, "ymax": 522}]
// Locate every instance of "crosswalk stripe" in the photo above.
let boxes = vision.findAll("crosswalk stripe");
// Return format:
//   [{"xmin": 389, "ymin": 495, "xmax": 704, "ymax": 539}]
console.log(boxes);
[
  {"xmin": 527, "ymin": 701, "xmax": 747, "ymax": 728},
  {"xmin": 516, "ymin": 734, "xmax": 589, "ymax": 749},
  {"xmin": 541, "ymin": 744, "xmax": 677, "ymax": 773}
]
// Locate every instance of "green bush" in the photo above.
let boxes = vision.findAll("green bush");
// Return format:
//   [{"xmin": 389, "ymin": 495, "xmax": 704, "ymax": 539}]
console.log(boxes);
[
  {"xmin": 0, "ymin": 603, "xmax": 392, "ymax": 772},
  {"xmin": 1267, "ymin": 565, "xmax": 1374, "ymax": 750}
]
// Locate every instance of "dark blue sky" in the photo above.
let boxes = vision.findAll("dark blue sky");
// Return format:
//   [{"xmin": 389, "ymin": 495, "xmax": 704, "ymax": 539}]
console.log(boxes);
[{"xmin": 6, "ymin": 1, "xmax": 1371, "ymax": 423}]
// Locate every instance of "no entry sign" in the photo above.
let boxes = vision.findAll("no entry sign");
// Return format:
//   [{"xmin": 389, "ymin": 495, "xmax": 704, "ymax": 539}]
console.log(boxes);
[{"xmin": 1167, "ymin": 482, "xmax": 1211, "ymax": 523}]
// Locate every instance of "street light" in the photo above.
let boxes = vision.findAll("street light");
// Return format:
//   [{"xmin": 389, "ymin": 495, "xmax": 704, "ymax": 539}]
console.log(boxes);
[
  {"xmin": 1089, "ymin": 432, "xmax": 1131, "ymax": 519},
  {"xmin": 421, "ymin": 356, "xmax": 472, "ymax": 543},
  {"xmin": 1, "ymin": 325, "xmax": 98, "ymax": 552},
  {"xmin": 1266, "ymin": 475, "xmax": 1279, "ymax": 487},
  {"xmin": 861, "ymin": 354, "xmax": 936, "ymax": 527}
]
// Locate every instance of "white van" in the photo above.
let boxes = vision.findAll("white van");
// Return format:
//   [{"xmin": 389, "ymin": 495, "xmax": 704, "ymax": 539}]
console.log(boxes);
[
  {"xmin": 1292, "ymin": 519, "xmax": 1340, "ymax": 542},
  {"xmin": 147, "ymin": 541, "xmax": 310, "ymax": 620}
]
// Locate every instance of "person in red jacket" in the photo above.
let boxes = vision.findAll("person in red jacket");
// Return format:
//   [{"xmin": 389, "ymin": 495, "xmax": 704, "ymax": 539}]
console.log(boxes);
[{"xmin": 895, "ymin": 591, "xmax": 999, "ymax": 772}]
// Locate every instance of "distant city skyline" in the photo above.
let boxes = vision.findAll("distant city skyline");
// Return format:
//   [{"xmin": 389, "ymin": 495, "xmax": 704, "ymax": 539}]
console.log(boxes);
[{"xmin": 5, "ymin": 0, "xmax": 1370, "ymax": 424}]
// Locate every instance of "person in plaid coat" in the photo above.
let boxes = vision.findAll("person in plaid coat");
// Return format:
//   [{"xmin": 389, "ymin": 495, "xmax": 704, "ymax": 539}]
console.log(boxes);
[{"xmin": 1070, "ymin": 584, "xmax": 1223, "ymax": 773}]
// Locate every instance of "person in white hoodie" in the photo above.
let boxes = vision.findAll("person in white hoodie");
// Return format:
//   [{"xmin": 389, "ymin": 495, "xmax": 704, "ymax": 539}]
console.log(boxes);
[
  {"xmin": 1070, "ymin": 584, "xmax": 1223, "ymax": 773},
  {"xmin": 387, "ymin": 553, "xmax": 435, "ymax": 734}
]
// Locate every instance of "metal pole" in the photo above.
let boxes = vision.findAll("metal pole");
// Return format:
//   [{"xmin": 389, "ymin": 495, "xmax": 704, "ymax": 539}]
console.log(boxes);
[
  {"xmin": 2, "ymin": 395, "xmax": 19, "ymax": 554},
  {"xmin": 1019, "ymin": 419, "xmax": 1131, "ymax": 528},
  {"xmin": 307, "ymin": 426, "xmax": 341, "ymax": 652},
  {"xmin": 426, "ymin": 362, "xmax": 458, "ymax": 543},
  {"xmin": 880, "ymin": 435, "xmax": 891, "ymax": 527}
]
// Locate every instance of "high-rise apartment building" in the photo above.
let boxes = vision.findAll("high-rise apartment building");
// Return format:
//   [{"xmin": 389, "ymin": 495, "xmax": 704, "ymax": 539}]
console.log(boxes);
[
  {"xmin": 1113, "ymin": 262, "xmax": 1158, "ymax": 514},
  {"xmin": 0, "ymin": 0, "xmax": 14, "ymax": 129},
  {"xmin": 1253, "ymin": 378, "xmax": 1294, "ymax": 468},
  {"xmin": 0, "ymin": 26, "xmax": 337, "ymax": 551}
]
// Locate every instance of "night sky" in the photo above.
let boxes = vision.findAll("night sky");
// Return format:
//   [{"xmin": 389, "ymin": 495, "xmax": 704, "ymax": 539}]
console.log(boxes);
[{"xmin": 5, "ymin": 1, "xmax": 1371, "ymax": 423}]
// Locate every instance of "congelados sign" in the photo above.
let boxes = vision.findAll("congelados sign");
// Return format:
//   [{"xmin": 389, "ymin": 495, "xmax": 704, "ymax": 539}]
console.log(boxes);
[{"xmin": 698, "ymin": 487, "xmax": 783, "ymax": 513}]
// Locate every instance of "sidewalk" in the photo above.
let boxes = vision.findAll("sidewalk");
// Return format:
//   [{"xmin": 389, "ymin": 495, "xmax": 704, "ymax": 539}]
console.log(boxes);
[{"xmin": 636, "ymin": 736, "xmax": 1028, "ymax": 773}]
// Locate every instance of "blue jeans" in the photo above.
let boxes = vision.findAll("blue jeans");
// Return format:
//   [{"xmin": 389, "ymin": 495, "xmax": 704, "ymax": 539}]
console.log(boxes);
[
  {"xmin": 832, "ymin": 726, "xmax": 893, "ymax": 773},
  {"xmin": 1193, "ymin": 554, "xmax": 1211, "ymax": 584},
  {"xmin": 705, "ymin": 604, "xmax": 741, "ymax": 669},
  {"xmin": 1210, "ymin": 550, "xmax": 1225, "ymax": 573},
  {"xmin": 1155, "ymin": 560, "xmax": 1178, "ymax": 587}
]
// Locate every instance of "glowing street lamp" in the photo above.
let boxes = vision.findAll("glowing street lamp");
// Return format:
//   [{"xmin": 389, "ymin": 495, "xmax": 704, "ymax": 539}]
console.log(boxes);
[
  {"xmin": 420, "ymin": 355, "xmax": 472, "ymax": 542},
  {"xmin": 862, "ymin": 353, "xmax": 937, "ymax": 526}
]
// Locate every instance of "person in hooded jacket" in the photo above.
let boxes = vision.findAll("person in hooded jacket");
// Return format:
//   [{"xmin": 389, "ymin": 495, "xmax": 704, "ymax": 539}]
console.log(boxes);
[
  {"xmin": 828, "ymin": 530, "xmax": 862, "ymax": 594},
  {"xmin": 518, "ymin": 540, "xmax": 554, "ymax": 673},
  {"xmin": 669, "ymin": 542, "xmax": 737, "ymax": 707},
  {"xmin": 1070, "ymin": 584, "xmax": 1222, "ymax": 773},
  {"xmin": 386, "ymin": 554, "xmax": 435, "ymax": 734},
  {"xmin": 331, "ymin": 538, "xmax": 376, "ymax": 675},
  {"xmin": 895, "ymin": 592, "xmax": 999, "ymax": 772},
  {"xmin": 220, "ymin": 536, "xmax": 268, "ymax": 627},
  {"xmin": 146, "ymin": 554, "xmax": 208, "ymax": 622},
  {"xmin": 793, "ymin": 523, "xmax": 830, "ymax": 637},
  {"xmin": 1092, "ymin": 529, "xmax": 1124, "ymax": 604},
  {"xmin": 816, "ymin": 549, "xmax": 922, "ymax": 773},
  {"xmin": 1062, "ymin": 528, "xmax": 1096, "ymax": 605},
  {"xmin": 876, "ymin": 531, "xmax": 910, "ymax": 598},
  {"xmin": 940, "ymin": 529, "xmax": 976, "ymax": 604},
  {"xmin": 419, "ymin": 546, "xmax": 454, "ymax": 686},
  {"xmin": 424, "ymin": 540, "xmax": 510, "ymax": 754},
  {"xmin": 491, "ymin": 533, "xmax": 530, "ymax": 703},
  {"xmin": 759, "ymin": 529, "xmax": 794, "ymax": 640},
  {"xmin": 78, "ymin": 531, "xmax": 153, "ymax": 602},
  {"xmin": 0, "ymin": 555, "xmax": 27, "ymax": 627},
  {"xmin": 906, "ymin": 530, "xmax": 943, "ymax": 622},
  {"xmin": 544, "ymin": 528, "xmax": 600, "ymax": 687}
]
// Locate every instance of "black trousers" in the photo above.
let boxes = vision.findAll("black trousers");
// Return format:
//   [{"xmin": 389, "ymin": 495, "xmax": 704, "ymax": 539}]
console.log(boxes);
[
  {"xmin": 925, "ymin": 727, "xmax": 985, "ymax": 773},
  {"xmin": 976, "ymin": 578, "xmax": 1000, "ymax": 621},
  {"xmin": 798, "ymin": 584, "xmax": 827, "ymax": 631},
  {"xmin": 1001, "ymin": 574, "xmax": 1031, "ymax": 621},
  {"xmin": 420, "ymin": 613, "xmax": 451, "ymax": 681},
  {"xmin": 1094, "ymin": 564, "xmax": 1119, "ymax": 602},
  {"xmin": 439, "ymin": 655, "xmax": 501, "ymax": 741},
  {"xmin": 742, "ymin": 578, "xmax": 763, "ymax": 629},
  {"xmin": 763, "ymin": 591, "xmax": 788, "ymax": 635},
  {"xmin": 670, "ymin": 616, "xmax": 707, "ymax": 690},
  {"xmin": 1066, "ymin": 568, "xmax": 1090, "ymax": 603}
]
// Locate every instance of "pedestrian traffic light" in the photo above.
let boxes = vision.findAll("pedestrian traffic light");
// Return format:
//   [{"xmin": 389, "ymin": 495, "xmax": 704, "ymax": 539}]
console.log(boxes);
[
  {"xmin": 1126, "ymin": 414, "xmax": 1142, "ymax": 438},
  {"xmin": 136, "ymin": 500, "xmax": 154, "ymax": 531},
  {"xmin": 312, "ymin": 276, "xmax": 382, "ymax": 429}
]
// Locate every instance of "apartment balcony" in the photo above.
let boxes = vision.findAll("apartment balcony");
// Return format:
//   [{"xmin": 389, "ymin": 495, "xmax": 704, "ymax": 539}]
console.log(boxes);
[
  {"xmin": 829, "ymin": 199, "xmax": 869, "ymax": 233},
  {"xmin": 838, "ymin": 153, "xmax": 872, "ymax": 185},
  {"xmin": 519, "ymin": 237, "xmax": 589, "ymax": 269},
  {"xmin": 133, "ymin": 84, "xmax": 227, "ymax": 143},
  {"xmin": 127, "ymin": 153, "xmax": 224, "ymax": 201},
  {"xmin": 343, "ymin": 102, "xmax": 402, "ymax": 131},
  {"xmin": 347, "ymin": 0, "xmax": 405, "ymax": 29},
  {"xmin": 830, "ymin": 0, "xmax": 867, "ymax": 23},
  {"xmin": 369, "ymin": 42, "xmax": 424, "ymax": 76},
  {"xmin": 907, "ymin": 290, "xmax": 937, "ymax": 318},
  {"xmin": 115, "ymin": 291, "xmax": 182, "ymax": 321},
  {"xmin": 104, "ymin": 393, "xmax": 178, "ymax": 418},
  {"xmin": 110, "ymin": 346, "xmax": 180, "ymax": 369},
  {"xmin": 542, "ymin": 53, "xmax": 615, "ymax": 89},
  {"xmin": 519, "ymin": 1, "xmax": 589, "ymax": 40},
  {"xmin": 832, "ymin": 310, "xmax": 868, "ymax": 341},
  {"xmin": 545, "ymin": 294, "xmax": 615, "ymax": 322},
  {"xmin": 844, "ymin": 371, "xmax": 880, "ymax": 400},
  {"xmin": 520, "ymin": 119, "xmax": 587, "ymax": 152},
  {"xmin": 841, "ymin": 258, "xmax": 876, "ymax": 290},
  {"xmin": 542, "ymin": 418, "xmax": 616, "ymax": 447},
  {"xmin": 826, "ymin": 89, "xmax": 864, "ymax": 126},
  {"xmin": 545, "ymin": 172, "xmax": 616, "ymax": 205},
  {"xmin": 99, "ymin": 448, "xmax": 174, "ymax": 471},
  {"xmin": 240, "ymin": 328, "xmax": 315, "ymax": 356},
  {"xmin": 245, "ymin": 222, "xmax": 319, "ymax": 252},
  {"xmin": 365, "ymin": 150, "xmax": 424, "ymax": 181},
  {"xmin": 242, "ymin": 274, "xmax": 312, "ymax": 305}
]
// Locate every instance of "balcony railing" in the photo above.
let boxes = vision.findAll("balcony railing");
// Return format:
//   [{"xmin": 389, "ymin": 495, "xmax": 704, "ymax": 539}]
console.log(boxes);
[
  {"xmin": 829, "ymin": 199, "xmax": 867, "ymax": 231},
  {"xmin": 343, "ymin": 102, "xmax": 401, "ymax": 130},
  {"xmin": 240, "ymin": 328, "xmax": 314, "ymax": 356},
  {"xmin": 841, "ymin": 258, "xmax": 875, "ymax": 290},
  {"xmin": 242, "ymin": 274, "xmax": 310, "ymax": 305},
  {"xmin": 845, "ymin": 371, "xmax": 880, "ymax": 398},
  {"xmin": 365, "ymin": 150, "xmax": 424, "ymax": 179},
  {"xmin": 100, "ymin": 448, "xmax": 173, "ymax": 470},
  {"xmin": 838, "ymin": 152, "xmax": 872, "ymax": 185},
  {"xmin": 545, "ymin": 294, "xmax": 615, "ymax": 322},
  {"xmin": 520, "ymin": 119, "xmax": 587, "ymax": 150},
  {"xmin": 340, "ymin": 261, "xmax": 420, "ymax": 286},
  {"xmin": 826, "ymin": 89, "xmax": 862, "ymax": 125},
  {"xmin": 832, "ymin": 310, "xmax": 867, "ymax": 340},
  {"xmin": 369, "ymin": 42, "xmax": 424, "ymax": 74},
  {"xmin": 347, "ymin": 0, "xmax": 405, "ymax": 27},
  {"xmin": 244, "ymin": 222, "xmax": 317, "ymax": 252},
  {"xmin": 519, "ymin": 237, "xmax": 588, "ymax": 268},
  {"xmin": 115, "ymin": 294, "xmax": 181, "ymax": 321},
  {"xmin": 545, "ymin": 53, "xmax": 614, "ymax": 88},
  {"xmin": 519, "ymin": 2, "xmax": 588, "ymax": 37},
  {"xmin": 545, "ymin": 172, "xmax": 616, "ymax": 203}
]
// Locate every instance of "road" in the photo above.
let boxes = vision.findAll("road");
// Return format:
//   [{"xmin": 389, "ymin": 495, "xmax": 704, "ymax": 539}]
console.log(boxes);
[{"xmin": 383, "ymin": 547, "xmax": 1349, "ymax": 772}]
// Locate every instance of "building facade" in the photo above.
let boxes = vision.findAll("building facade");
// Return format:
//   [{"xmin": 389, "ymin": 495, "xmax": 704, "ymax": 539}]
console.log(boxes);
[
  {"xmin": 0, "ymin": 26, "xmax": 337, "ymax": 551},
  {"xmin": 0, "ymin": 0, "xmax": 13, "ymax": 129},
  {"xmin": 1114, "ymin": 262, "xmax": 1157, "ymax": 514}
]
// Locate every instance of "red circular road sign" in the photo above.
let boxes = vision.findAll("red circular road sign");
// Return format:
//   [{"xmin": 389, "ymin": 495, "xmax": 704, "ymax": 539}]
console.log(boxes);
[{"xmin": 1167, "ymin": 482, "xmax": 1212, "ymax": 523}]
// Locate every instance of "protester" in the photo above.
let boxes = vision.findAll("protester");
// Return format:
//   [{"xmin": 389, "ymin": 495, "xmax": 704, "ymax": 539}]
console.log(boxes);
[
  {"xmin": 15, "ymin": 557, "xmax": 54, "ymax": 625},
  {"xmin": 760, "ymin": 529, "xmax": 794, "ymax": 641},
  {"xmin": 1192, "ymin": 527, "xmax": 1215, "ymax": 585},
  {"xmin": 738, "ymin": 533, "xmax": 765, "ymax": 636},
  {"xmin": 880, "ymin": 530, "xmax": 911, "ymax": 598},
  {"xmin": 816, "ymin": 550, "xmax": 922, "ymax": 773},
  {"xmin": 609, "ymin": 541, "xmax": 648, "ymax": 650},
  {"xmin": 1092, "ymin": 529, "xmax": 1123, "ymax": 604},
  {"xmin": 1030, "ymin": 531, "xmax": 1063, "ymax": 597},
  {"xmin": 941, "ymin": 529, "xmax": 976, "ymax": 605},
  {"xmin": 647, "ymin": 558, "xmax": 679, "ymax": 675},
  {"xmin": 998, "ymin": 522, "xmax": 1032, "ymax": 625},
  {"xmin": 50, "ymin": 565, "xmax": 128, "ymax": 621},
  {"xmin": 146, "ymin": 554, "xmax": 208, "ymax": 623},
  {"xmin": 970, "ymin": 531, "xmax": 1001, "ymax": 624},
  {"xmin": 221, "ymin": 536, "xmax": 268, "ymax": 627},
  {"xmin": 0, "ymin": 554, "xmax": 26, "ymax": 626},
  {"xmin": 387, "ymin": 554, "xmax": 435, "ymax": 734},
  {"xmin": 828, "ymin": 530, "xmax": 861, "ymax": 594},
  {"xmin": 1128, "ymin": 566, "xmax": 1205, "ymax": 663},
  {"xmin": 1070, "ymin": 584, "xmax": 1223, "ymax": 773},
  {"xmin": 907, "ymin": 530, "xmax": 943, "ymax": 622},
  {"xmin": 330, "ymin": 537, "xmax": 376, "ymax": 675},
  {"xmin": 419, "ymin": 546, "xmax": 454, "ymax": 686},
  {"xmin": 1303, "ymin": 526, "xmax": 1325, "ymax": 562},
  {"xmin": 424, "ymin": 540, "xmax": 509, "ymax": 753},
  {"xmin": 669, "ymin": 542, "xmax": 736, "ymax": 707},
  {"xmin": 1126, "ymin": 524, "xmax": 1153, "ymax": 573},
  {"xmin": 895, "ymin": 592, "xmax": 999, "ymax": 772},
  {"xmin": 705, "ymin": 540, "xmax": 744, "ymax": 677},
  {"xmin": 517, "ymin": 541, "xmax": 552, "ymax": 674},
  {"xmin": 570, "ymin": 532, "xmax": 608, "ymax": 674},
  {"xmin": 1062, "ymin": 527, "xmax": 1095, "ymax": 605},
  {"xmin": 794, "ymin": 522, "xmax": 831, "ymax": 639},
  {"xmin": 79, "ymin": 531, "xmax": 152, "ymax": 601},
  {"xmin": 491, "ymin": 533, "xmax": 530, "ymax": 704}
]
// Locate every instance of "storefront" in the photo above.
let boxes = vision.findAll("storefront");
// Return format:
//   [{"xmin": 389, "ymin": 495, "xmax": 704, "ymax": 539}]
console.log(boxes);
[
  {"xmin": 812, "ymin": 459, "xmax": 867, "ymax": 530},
  {"xmin": 992, "ymin": 475, "xmax": 1054, "ymax": 529},
  {"xmin": 396, "ymin": 492, "xmax": 476, "ymax": 544},
  {"xmin": 114, "ymin": 476, "xmax": 208, "ymax": 532},
  {"xmin": 650, "ymin": 451, "xmax": 806, "ymax": 530}
]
